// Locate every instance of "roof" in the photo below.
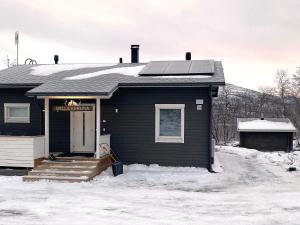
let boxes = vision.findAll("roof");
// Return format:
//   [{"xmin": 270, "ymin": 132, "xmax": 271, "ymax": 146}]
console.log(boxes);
[
  {"xmin": 237, "ymin": 118, "xmax": 297, "ymax": 133},
  {"xmin": 139, "ymin": 60, "xmax": 215, "ymax": 75},
  {"xmin": 0, "ymin": 60, "xmax": 225, "ymax": 96}
]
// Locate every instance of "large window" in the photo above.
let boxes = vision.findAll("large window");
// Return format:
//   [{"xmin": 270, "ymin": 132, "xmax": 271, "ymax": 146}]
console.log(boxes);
[
  {"xmin": 155, "ymin": 104, "xmax": 185, "ymax": 143},
  {"xmin": 4, "ymin": 103, "xmax": 30, "ymax": 123}
]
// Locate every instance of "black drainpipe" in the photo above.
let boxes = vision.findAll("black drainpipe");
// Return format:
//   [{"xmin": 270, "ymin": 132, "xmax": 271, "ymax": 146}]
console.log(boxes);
[
  {"xmin": 208, "ymin": 85, "xmax": 213, "ymax": 171},
  {"xmin": 34, "ymin": 96, "xmax": 44, "ymax": 135}
]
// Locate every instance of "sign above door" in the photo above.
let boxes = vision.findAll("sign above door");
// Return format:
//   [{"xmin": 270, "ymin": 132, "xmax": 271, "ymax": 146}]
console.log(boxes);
[{"xmin": 53, "ymin": 106, "xmax": 93, "ymax": 112}]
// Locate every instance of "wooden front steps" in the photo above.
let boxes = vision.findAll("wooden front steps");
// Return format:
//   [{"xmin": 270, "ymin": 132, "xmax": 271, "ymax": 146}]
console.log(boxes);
[{"xmin": 23, "ymin": 154, "xmax": 113, "ymax": 182}]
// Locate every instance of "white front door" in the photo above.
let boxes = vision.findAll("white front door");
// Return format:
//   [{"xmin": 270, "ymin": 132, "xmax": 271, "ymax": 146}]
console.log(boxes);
[{"xmin": 70, "ymin": 105, "xmax": 95, "ymax": 153}]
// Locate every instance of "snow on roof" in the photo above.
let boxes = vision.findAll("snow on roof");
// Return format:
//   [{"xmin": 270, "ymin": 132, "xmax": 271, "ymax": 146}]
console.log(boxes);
[
  {"xmin": 64, "ymin": 65, "xmax": 145, "ymax": 80},
  {"xmin": 237, "ymin": 118, "xmax": 297, "ymax": 132},
  {"xmin": 30, "ymin": 63, "xmax": 117, "ymax": 76}
]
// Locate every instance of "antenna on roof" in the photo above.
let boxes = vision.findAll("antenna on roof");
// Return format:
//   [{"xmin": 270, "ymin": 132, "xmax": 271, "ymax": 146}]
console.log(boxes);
[
  {"xmin": 25, "ymin": 58, "xmax": 37, "ymax": 65},
  {"xmin": 15, "ymin": 31, "xmax": 19, "ymax": 65}
]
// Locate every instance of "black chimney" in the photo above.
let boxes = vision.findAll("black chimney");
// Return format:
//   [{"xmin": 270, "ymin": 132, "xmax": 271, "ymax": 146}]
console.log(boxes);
[
  {"xmin": 54, "ymin": 55, "xmax": 59, "ymax": 64},
  {"xmin": 119, "ymin": 57, "xmax": 123, "ymax": 63},
  {"xmin": 185, "ymin": 52, "xmax": 191, "ymax": 60},
  {"xmin": 131, "ymin": 45, "xmax": 139, "ymax": 63}
]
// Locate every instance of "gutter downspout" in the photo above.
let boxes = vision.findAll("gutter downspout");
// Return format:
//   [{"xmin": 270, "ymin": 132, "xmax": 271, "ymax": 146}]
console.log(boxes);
[{"xmin": 208, "ymin": 85, "xmax": 213, "ymax": 171}]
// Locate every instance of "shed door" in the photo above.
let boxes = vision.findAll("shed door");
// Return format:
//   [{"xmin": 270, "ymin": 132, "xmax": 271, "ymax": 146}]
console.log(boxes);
[{"xmin": 70, "ymin": 106, "xmax": 95, "ymax": 152}]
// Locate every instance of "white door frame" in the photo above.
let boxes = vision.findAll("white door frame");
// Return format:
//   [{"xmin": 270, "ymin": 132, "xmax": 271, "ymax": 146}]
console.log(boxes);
[{"xmin": 70, "ymin": 104, "xmax": 95, "ymax": 153}]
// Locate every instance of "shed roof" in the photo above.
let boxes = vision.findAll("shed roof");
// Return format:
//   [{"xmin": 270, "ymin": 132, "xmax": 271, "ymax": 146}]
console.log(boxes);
[
  {"xmin": 237, "ymin": 118, "xmax": 297, "ymax": 133},
  {"xmin": 0, "ymin": 60, "xmax": 225, "ymax": 96}
]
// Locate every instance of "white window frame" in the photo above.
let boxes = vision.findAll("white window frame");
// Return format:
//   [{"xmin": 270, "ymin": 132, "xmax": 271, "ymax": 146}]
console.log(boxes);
[
  {"xmin": 155, "ymin": 104, "xmax": 185, "ymax": 143},
  {"xmin": 4, "ymin": 103, "xmax": 30, "ymax": 123}
]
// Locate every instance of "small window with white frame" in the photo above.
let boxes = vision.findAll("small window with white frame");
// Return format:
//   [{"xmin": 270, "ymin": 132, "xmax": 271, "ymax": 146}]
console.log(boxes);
[
  {"xmin": 4, "ymin": 103, "xmax": 30, "ymax": 123},
  {"xmin": 155, "ymin": 104, "xmax": 185, "ymax": 143}
]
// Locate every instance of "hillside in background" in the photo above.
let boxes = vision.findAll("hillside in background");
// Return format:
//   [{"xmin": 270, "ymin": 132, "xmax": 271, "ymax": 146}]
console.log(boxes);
[{"xmin": 213, "ymin": 83, "xmax": 299, "ymax": 144}]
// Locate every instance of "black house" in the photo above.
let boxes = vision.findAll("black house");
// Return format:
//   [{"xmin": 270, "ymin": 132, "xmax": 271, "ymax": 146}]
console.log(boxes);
[
  {"xmin": 237, "ymin": 118, "xmax": 297, "ymax": 152},
  {"xmin": 0, "ymin": 45, "xmax": 225, "ymax": 170}
]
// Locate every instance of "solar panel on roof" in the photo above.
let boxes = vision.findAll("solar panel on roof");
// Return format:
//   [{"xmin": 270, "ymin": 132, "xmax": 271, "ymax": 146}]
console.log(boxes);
[
  {"xmin": 139, "ymin": 61, "xmax": 169, "ymax": 75},
  {"xmin": 139, "ymin": 60, "xmax": 214, "ymax": 76},
  {"xmin": 164, "ymin": 61, "xmax": 191, "ymax": 74},
  {"xmin": 189, "ymin": 60, "xmax": 214, "ymax": 74}
]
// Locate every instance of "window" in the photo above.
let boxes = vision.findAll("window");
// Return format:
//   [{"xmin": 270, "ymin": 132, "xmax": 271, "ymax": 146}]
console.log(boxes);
[
  {"xmin": 4, "ymin": 103, "xmax": 30, "ymax": 123},
  {"xmin": 155, "ymin": 104, "xmax": 185, "ymax": 143}
]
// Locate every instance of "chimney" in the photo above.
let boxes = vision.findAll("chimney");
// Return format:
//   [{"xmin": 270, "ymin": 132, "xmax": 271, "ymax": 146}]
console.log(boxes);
[
  {"xmin": 54, "ymin": 55, "xmax": 59, "ymax": 64},
  {"xmin": 185, "ymin": 52, "xmax": 191, "ymax": 60},
  {"xmin": 119, "ymin": 57, "xmax": 123, "ymax": 63},
  {"xmin": 131, "ymin": 45, "xmax": 139, "ymax": 63}
]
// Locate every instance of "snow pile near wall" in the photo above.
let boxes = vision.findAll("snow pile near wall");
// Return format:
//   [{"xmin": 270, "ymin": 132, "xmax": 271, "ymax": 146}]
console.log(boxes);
[
  {"xmin": 65, "ymin": 65, "xmax": 145, "ymax": 80},
  {"xmin": 95, "ymin": 164, "xmax": 228, "ymax": 192},
  {"xmin": 217, "ymin": 145, "xmax": 300, "ymax": 170},
  {"xmin": 294, "ymin": 140, "xmax": 300, "ymax": 151},
  {"xmin": 238, "ymin": 119, "xmax": 296, "ymax": 131},
  {"xmin": 211, "ymin": 153, "xmax": 223, "ymax": 173},
  {"xmin": 30, "ymin": 64, "xmax": 117, "ymax": 76}
]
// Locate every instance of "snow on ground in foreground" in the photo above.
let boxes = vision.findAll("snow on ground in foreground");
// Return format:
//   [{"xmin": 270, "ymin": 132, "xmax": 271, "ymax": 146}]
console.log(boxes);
[
  {"xmin": 0, "ymin": 147, "xmax": 300, "ymax": 225},
  {"xmin": 30, "ymin": 64, "xmax": 117, "ymax": 76},
  {"xmin": 217, "ymin": 145, "xmax": 300, "ymax": 170}
]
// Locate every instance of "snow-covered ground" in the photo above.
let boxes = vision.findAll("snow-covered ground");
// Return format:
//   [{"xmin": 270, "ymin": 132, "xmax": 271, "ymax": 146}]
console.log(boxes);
[{"xmin": 0, "ymin": 146, "xmax": 300, "ymax": 225}]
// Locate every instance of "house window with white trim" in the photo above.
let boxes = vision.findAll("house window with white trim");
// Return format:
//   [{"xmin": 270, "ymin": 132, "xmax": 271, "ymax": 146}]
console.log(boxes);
[
  {"xmin": 155, "ymin": 104, "xmax": 185, "ymax": 143},
  {"xmin": 4, "ymin": 103, "xmax": 30, "ymax": 123}
]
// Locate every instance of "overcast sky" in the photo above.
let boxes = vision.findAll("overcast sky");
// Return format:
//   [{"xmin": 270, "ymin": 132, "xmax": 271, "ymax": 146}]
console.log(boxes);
[{"xmin": 0, "ymin": 0, "xmax": 299, "ymax": 90}]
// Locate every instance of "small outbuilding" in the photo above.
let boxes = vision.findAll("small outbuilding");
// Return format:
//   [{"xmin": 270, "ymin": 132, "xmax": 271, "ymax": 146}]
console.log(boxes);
[{"xmin": 237, "ymin": 118, "xmax": 297, "ymax": 152}]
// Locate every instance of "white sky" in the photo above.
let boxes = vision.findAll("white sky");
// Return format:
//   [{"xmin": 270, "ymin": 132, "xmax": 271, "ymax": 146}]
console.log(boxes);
[{"xmin": 0, "ymin": 0, "xmax": 299, "ymax": 90}]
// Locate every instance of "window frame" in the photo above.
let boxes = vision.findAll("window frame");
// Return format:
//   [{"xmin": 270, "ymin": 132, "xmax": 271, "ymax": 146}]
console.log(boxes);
[
  {"xmin": 155, "ymin": 104, "xmax": 185, "ymax": 143},
  {"xmin": 4, "ymin": 103, "xmax": 30, "ymax": 123}
]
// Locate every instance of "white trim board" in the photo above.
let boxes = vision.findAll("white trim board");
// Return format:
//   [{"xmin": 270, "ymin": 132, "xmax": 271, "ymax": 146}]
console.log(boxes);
[
  {"xmin": 4, "ymin": 103, "xmax": 30, "ymax": 123},
  {"xmin": 155, "ymin": 104, "xmax": 185, "ymax": 143}
]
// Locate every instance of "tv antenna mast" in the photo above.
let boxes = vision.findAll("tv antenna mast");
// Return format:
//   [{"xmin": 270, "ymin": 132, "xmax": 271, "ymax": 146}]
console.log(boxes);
[{"xmin": 15, "ymin": 31, "xmax": 19, "ymax": 65}]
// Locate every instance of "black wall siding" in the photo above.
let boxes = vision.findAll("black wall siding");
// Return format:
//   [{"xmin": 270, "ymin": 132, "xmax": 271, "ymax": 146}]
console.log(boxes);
[
  {"xmin": 0, "ymin": 88, "xmax": 43, "ymax": 136},
  {"xmin": 240, "ymin": 132, "xmax": 293, "ymax": 152},
  {"xmin": 101, "ymin": 87, "xmax": 210, "ymax": 168},
  {"xmin": 0, "ymin": 87, "xmax": 211, "ymax": 167},
  {"xmin": 49, "ymin": 100, "xmax": 70, "ymax": 153}
]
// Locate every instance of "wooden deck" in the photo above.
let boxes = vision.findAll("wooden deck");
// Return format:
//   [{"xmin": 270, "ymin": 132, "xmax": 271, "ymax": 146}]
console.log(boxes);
[{"xmin": 23, "ymin": 154, "xmax": 113, "ymax": 182}]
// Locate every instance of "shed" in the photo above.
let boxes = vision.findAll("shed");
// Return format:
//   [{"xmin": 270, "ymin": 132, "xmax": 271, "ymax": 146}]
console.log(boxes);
[{"xmin": 237, "ymin": 118, "xmax": 297, "ymax": 152}]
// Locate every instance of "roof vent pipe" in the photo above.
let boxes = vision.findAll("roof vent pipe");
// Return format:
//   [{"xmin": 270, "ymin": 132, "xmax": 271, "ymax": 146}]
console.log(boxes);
[
  {"xmin": 261, "ymin": 113, "xmax": 264, "ymax": 120},
  {"xmin": 54, "ymin": 55, "xmax": 59, "ymax": 64},
  {"xmin": 119, "ymin": 57, "xmax": 123, "ymax": 63},
  {"xmin": 185, "ymin": 52, "xmax": 191, "ymax": 60},
  {"xmin": 131, "ymin": 45, "xmax": 139, "ymax": 63}
]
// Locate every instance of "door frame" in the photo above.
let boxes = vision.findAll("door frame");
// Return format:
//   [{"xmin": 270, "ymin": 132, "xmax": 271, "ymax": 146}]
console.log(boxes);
[{"xmin": 70, "ymin": 104, "xmax": 95, "ymax": 153}]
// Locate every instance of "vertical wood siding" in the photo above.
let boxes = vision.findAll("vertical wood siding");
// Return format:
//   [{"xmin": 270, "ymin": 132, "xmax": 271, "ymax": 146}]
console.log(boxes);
[
  {"xmin": 240, "ymin": 132, "xmax": 293, "ymax": 152},
  {"xmin": 49, "ymin": 100, "xmax": 70, "ymax": 153},
  {"xmin": 101, "ymin": 87, "xmax": 210, "ymax": 168},
  {"xmin": 0, "ymin": 88, "xmax": 43, "ymax": 136}
]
